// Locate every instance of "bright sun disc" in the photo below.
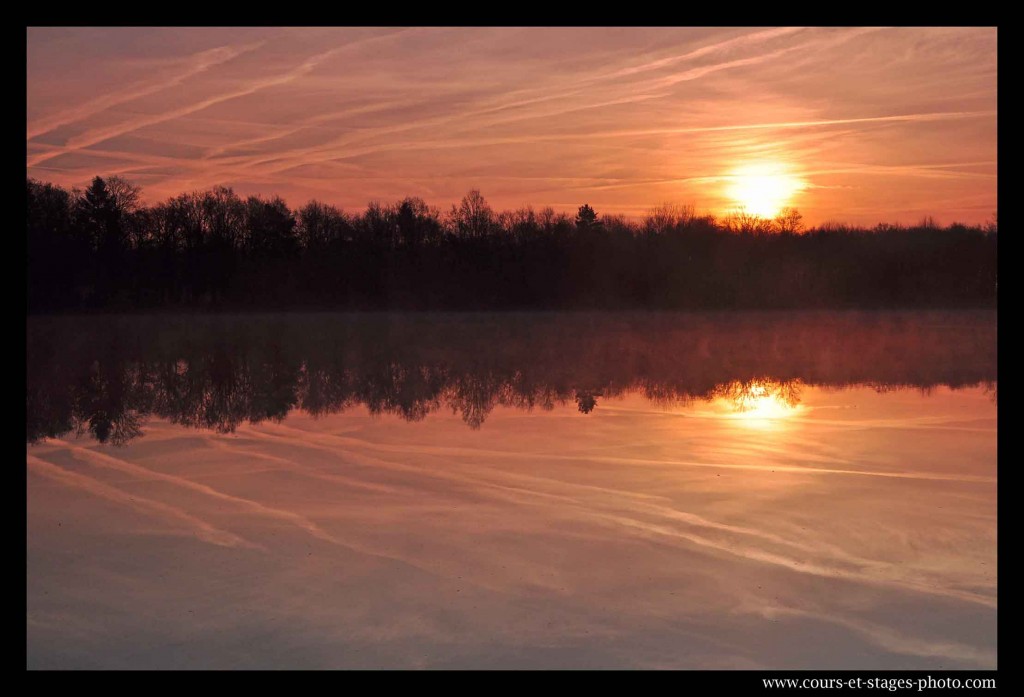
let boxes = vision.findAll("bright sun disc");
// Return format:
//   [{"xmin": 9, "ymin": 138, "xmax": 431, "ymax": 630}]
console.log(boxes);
[{"xmin": 725, "ymin": 164, "xmax": 805, "ymax": 218}]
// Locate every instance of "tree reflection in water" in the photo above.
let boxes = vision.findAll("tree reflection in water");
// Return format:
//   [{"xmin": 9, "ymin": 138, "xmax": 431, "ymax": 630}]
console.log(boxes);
[{"xmin": 27, "ymin": 311, "xmax": 996, "ymax": 445}]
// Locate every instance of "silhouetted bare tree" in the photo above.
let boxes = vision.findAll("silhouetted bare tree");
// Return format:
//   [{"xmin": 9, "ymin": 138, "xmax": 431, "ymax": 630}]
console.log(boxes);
[
  {"xmin": 774, "ymin": 207, "xmax": 804, "ymax": 234},
  {"xmin": 449, "ymin": 189, "xmax": 494, "ymax": 239}
]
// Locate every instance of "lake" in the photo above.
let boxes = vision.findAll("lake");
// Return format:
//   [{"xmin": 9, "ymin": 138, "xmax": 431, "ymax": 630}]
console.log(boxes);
[{"xmin": 26, "ymin": 311, "xmax": 997, "ymax": 669}]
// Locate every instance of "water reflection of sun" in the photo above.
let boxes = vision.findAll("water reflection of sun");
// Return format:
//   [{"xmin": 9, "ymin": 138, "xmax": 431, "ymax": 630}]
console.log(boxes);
[{"xmin": 716, "ymin": 379, "xmax": 804, "ymax": 428}]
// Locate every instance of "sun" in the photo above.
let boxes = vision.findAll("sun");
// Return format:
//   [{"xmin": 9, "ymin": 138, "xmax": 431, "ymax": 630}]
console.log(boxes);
[{"xmin": 725, "ymin": 163, "xmax": 805, "ymax": 218}]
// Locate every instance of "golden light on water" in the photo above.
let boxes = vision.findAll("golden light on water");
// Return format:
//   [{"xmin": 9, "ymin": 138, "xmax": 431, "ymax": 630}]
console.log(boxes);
[
  {"xmin": 725, "ymin": 163, "xmax": 807, "ymax": 218},
  {"xmin": 716, "ymin": 379, "xmax": 804, "ymax": 428}
]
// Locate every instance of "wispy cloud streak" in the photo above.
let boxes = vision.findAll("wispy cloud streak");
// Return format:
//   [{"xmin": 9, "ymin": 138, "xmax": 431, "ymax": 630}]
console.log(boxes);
[
  {"xmin": 26, "ymin": 27, "xmax": 997, "ymax": 224},
  {"xmin": 27, "ymin": 454, "xmax": 258, "ymax": 549},
  {"xmin": 27, "ymin": 41, "xmax": 264, "ymax": 140}
]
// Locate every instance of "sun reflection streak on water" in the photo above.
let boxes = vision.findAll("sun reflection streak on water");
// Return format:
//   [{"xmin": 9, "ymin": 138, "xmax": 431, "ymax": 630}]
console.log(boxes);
[{"xmin": 716, "ymin": 379, "xmax": 805, "ymax": 429}]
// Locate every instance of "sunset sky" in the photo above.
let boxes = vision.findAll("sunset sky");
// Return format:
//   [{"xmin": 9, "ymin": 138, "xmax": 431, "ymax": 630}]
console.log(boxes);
[{"xmin": 27, "ymin": 27, "xmax": 996, "ymax": 225}]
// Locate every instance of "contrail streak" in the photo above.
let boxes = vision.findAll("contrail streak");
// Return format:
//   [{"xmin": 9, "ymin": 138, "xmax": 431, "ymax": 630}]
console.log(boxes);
[
  {"xmin": 27, "ymin": 454, "xmax": 258, "ymax": 549},
  {"xmin": 27, "ymin": 30, "xmax": 418, "ymax": 169},
  {"xmin": 52, "ymin": 440, "xmax": 339, "ymax": 544},
  {"xmin": 27, "ymin": 41, "xmax": 265, "ymax": 141}
]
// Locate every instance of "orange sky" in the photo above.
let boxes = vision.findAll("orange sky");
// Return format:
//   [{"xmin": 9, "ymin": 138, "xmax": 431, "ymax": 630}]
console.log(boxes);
[{"xmin": 26, "ymin": 27, "xmax": 997, "ymax": 225}]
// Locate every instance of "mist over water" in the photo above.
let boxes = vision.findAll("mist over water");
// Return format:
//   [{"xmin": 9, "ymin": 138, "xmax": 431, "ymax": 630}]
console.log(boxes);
[{"xmin": 27, "ymin": 310, "xmax": 996, "ymax": 443}]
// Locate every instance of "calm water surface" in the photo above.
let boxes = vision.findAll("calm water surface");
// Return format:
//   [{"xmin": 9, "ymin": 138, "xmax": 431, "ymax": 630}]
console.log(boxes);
[{"xmin": 26, "ymin": 312, "xmax": 996, "ymax": 669}]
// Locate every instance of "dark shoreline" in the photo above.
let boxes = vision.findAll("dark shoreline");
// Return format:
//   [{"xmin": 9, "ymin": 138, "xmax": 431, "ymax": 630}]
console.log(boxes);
[{"xmin": 29, "ymin": 178, "xmax": 997, "ymax": 314}]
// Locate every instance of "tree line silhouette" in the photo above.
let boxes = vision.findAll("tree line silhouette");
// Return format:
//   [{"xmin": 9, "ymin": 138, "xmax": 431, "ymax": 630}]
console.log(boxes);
[
  {"xmin": 28, "ymin": 311, "xmax": 996, "ymax": 444},
  {"xmin": 28, "ymin": 176, "xmax": 997, "ymax": 312}
]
